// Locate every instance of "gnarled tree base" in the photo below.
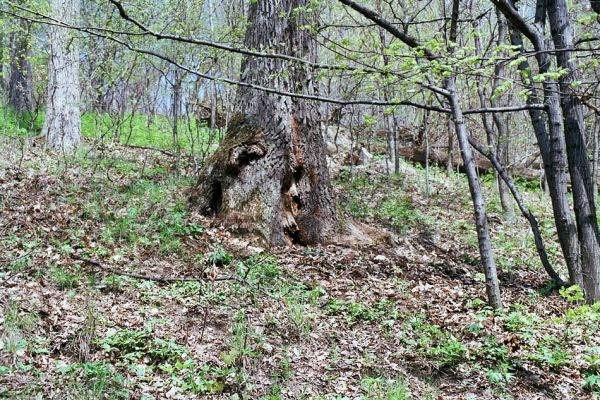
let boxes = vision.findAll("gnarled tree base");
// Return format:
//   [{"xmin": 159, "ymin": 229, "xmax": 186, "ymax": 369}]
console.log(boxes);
[{"xmin": 190, "ymin": 114, "xmax": 340, "ymax": 246}]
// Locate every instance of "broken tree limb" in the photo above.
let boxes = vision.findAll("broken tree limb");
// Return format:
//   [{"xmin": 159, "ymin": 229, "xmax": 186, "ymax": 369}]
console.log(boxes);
[{"xmin": 467, "ymin": 136, "xmax": 566, "ymax": 287}]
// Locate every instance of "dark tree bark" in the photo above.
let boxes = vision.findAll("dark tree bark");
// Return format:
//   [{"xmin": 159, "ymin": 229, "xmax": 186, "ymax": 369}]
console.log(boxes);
[
  {"xmin": 506, "ymin": 1, "xmax": 582, "ymax": 287},
  {"xmin": 591, "ymin": 0, "xmax": 600, "ymax": 15},
  {"xmin": 546, "ymin": 0, "xmax": 600, "ymax": 301},
  {"xmin": 8, "ymin": 19, "xmax": 33, "ymax": 113},
  {"xmin": 190, "ymin": 0, "xmax": 339, "ymax": 246}
]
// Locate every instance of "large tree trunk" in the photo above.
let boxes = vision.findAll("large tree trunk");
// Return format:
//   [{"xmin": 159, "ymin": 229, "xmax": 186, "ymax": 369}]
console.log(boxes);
[
  {"xmin": 190, "ymin": 0, "xmax": 339, "ymax": 246},
  {"xmin": 42, "ymin": 0, "xmax": 81, "ymax": 152},
  {"xmin": 505, "ymin": 2, "xmax": 582, "ymax": 287},
  {"xmin": 8, "ymin": 18, "xmax": 33, "ymax": 114},
  {"xmin": 546, "ymin": 0, "xmax": 600, "ymax": 301}
]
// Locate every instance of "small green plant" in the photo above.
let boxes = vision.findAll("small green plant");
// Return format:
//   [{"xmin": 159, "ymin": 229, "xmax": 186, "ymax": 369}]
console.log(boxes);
[
  {"xmin": 400, "ymin": 315, "xmax": 467, "ymax": 369},
  {"xmin": 239, "ymin": 255, "xmax": 281, "ymax": 285},
  {"xmin": 500, "ymin": 307, "xmax": 539, "ymax": 333},
  {"xmin": 100, "ymin": 274, "xmax": 126, "ymax": 293},
  {"xmin": 326, "ymin": 299, "xmax": 392, "ymax": 324},
  {"xmin": 583, "ymin": 346, "xmax": 600, "ymax": 393},
  {"xmin": 58, "ymin": 361, "xmax": 129, "ymax": 399},
  {"xmin": 529, "ymin": 336, "xmax": 571, "ymax": 369},
  {"xmin": 486, "ymin": 364, "xmax": 515, "ymax": 387},
  {"xmin": 101, "ymin": 329, "xmax": 186, "ymax": 365},
  {"xmin": 206, "ymin": 246, "xmax": 233, "ymax": 266},
  {"xmin": 1, "ymin": 301, "xmax": 39, "ymax": 360},
  {"xmin": 8, "ymin": 255, "xmax": 32, "ymax": 273},
  {"xmin": 584, "ymin": 374, "xmax": 600, "ymax": 393},
  {"xmin": 52, "ymin": 266, "xmax": 81, "ymax": 289},
  {"xmin": 360, "ymin": 376, "xmax": 409, "ymax": 400},
  {"xmin": 559, "ymin": 285, "xmax": 585, "ymax": 303}
]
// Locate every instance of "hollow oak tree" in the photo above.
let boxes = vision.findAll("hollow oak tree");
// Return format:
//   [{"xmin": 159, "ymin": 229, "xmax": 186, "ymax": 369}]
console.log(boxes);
[{"xmin": 190, "ymin": 0, "xmax": 339, "ymax": 246}]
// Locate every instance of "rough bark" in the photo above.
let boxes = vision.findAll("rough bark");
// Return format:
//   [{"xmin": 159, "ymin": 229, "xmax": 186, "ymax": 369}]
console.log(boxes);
[
  {"xmin": 42, "ymin": 0, "xmax": 82, "ymax": 152},
  {"xmin": 190, "ymin": 0, "xmax": 339, "ymax": 246},
  {"xmin": 546, "ymin": 0, "xmax": 600, "ymax": 301},
  {"xmin": 593, "ymin": 117, "xmax": 599, "ymax": 198},
  {"xmin": 447, "ymin": 116, "xmax": 454, "ymax": 173},
  {"xmin": 505, "ymin": 3, "xmax": 582, "ymax": 287},
  {"xmin": 8, "ymin": 19, "xmax": 33, "ymax": 113}
]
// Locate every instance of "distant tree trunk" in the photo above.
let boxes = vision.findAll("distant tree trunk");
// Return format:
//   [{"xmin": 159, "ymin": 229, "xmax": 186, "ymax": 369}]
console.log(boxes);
[
  {"xmin": 472, "ymin": 14, "xmax": 514, "ymax": 221},
  {"xmin": 447, "ymin": 116, "xmax": 454, "ymax": 173},
  {"xmin": 42, "ymin": 0, "xmax": 81, "ymax": 152},
  {"xmin": 172, "ymin": 68, "xmax": 182, "ymax": 164},
  {"xmin": 190, "ymin": 0, "xmax": 339, "ymax": 246},
  {"xmin": 422, "ymin": 109, "xmax": 431, "ymax": 197},
  {"xmin": 8, "ymin": 19, "xmax": 33, "ymax": 113},
  {"xmin": 546, "ymin": 0, "xmax": 600, "ymax": 301},
  {"xmin": 593, "ymin": 117, "xmax": 599, "ymax": 199},
  {"xmin": 490, "ymin": 12, "xmax": 515, "ymax": 221}
]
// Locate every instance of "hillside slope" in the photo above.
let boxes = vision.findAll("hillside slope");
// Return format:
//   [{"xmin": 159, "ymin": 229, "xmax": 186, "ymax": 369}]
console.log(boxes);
[{"xmin": 0, "ymin": 137, "xmax": 598, "ymax": 399}]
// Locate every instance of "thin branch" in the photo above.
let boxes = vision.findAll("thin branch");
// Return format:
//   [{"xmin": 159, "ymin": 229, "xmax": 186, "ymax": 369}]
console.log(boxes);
[{"xmin": 73, "ymin": 255, "xmax": 233, "ymax": 283}]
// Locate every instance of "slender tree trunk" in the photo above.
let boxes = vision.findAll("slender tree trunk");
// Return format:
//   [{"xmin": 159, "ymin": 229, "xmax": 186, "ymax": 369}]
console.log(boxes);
[
  {"xmin": 593, "ymin": 117, "xmax": 599, "ymax": 199},
  {"xmin": 423, "ymin": 109, "xmax": 431, "ymax": 197},
  {"xmin": 447, "ymin": 116, "xmax": 454, "ymax": 173},
  {"xmin": 490, "ymin": 12, "xmax": 515, "ymax": 221},
  {"xmin": 546, "ymin": 0, "xmax": 600, "ymax": 301},
  {"xmin": 468, "ymin": 136, "xmax": 565, "ymax": 286},
  {"xmin": 42, "ymin": 0, "xmax": 81, "ymax": 152},
  {"xmin": 8, "ymin": 19, "xmax": 33, "ymax": 113},
  {"xmin": 446, "ymin": 0, "xmax": 501, "ymax": 308},
  {"xmin": 190, "ymin": 0, "xmax": 339, "ymax": 246},
  {"xmin": 172, "ymin": 69, "xmax": 182, "ymax": 165},
  {"xmin": 472, "ymin": 14, "xmax": 514, "ymax": 221},
  {"xmin": 447, "ymin": 79, "xmax": 502, "ymax": 309}
]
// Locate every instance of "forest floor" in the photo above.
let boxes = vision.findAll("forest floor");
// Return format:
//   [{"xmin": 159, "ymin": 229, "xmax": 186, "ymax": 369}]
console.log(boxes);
[{"xmin": 0, "ymin": 136, "xmax": 599, "ymax": 399}]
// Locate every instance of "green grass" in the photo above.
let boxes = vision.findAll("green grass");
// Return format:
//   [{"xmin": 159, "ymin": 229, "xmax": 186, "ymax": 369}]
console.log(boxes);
[{"xmin": 0, "ymin": 106, "xmax": 221, "ymax": 152}]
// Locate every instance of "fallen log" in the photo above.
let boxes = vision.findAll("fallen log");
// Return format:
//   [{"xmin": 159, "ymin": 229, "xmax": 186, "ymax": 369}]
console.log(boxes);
[{"xmin": 398, "ymin": 147, "xmax": 543, "ymax": 181}]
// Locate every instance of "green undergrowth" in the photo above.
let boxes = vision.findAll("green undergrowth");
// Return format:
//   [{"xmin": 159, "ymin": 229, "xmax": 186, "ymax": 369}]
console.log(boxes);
[
  {"xmin": 2, "ymin": 133, "xmax": 600, "ymax": 398},
  {"xmin": 0, "ymin": 106, "xmax": 221, "ymax": 152}
]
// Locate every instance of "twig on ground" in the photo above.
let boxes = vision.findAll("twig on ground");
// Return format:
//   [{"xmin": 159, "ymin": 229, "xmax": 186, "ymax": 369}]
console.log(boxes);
[
  {"xmin": 72, "ymin": 254, "xmax": 233, "ymax": 283},
  {"xmin": 0, "ymin": 250, "xmax": 33, "ymax": 264}
]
